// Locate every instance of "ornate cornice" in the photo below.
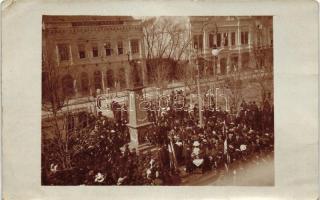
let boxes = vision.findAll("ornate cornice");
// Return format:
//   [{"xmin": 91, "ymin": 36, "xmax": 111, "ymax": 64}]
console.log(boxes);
[{"xmin": 47, "ymin": 25, "xmax": 142, "ymax": 35}]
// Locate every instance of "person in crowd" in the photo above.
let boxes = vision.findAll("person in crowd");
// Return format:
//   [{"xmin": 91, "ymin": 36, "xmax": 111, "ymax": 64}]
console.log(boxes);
[{"xmin": 42, "ymin": 92, "xmax": 274, "ymax": 185}]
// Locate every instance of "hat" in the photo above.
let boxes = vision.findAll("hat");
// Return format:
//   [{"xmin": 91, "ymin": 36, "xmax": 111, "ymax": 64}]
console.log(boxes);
[
  {"xmin": 175, "ymin": 141, "xmax": 183, "ymax": 146},
  {"xmin": 117, "ymin": 177, "xmax": 126, "ymax": 185},
  {"xmin": 240, "ymin": 144, "xmax": 247, "ymax": 151},
  {"xmin": 192, "ymin": 158, "xmax": 204, "ymax": 167},
  {"xmin": 50, "ymin": 163, "xmax": 58, "ymax": 173},
  {"xmin": 193, "ymin": 141, "xmax": 200, "ymax": 146},
  {"xmin": 192, "ymin": 147, "xmax": 200, "ymax": 155},
  {"xmin": 95, "ymin": 172, "xmax": 105, "ymax": 183}
]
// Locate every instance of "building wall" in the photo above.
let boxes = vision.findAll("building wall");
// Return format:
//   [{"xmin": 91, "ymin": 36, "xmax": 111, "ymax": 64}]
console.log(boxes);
[
  {"xmin": 189, "ymin": 16, "xmax": 273, "ymax": 75},
  {"xmin": 42, "ymin": 16, "xmax": 147, "ymax": 99}
]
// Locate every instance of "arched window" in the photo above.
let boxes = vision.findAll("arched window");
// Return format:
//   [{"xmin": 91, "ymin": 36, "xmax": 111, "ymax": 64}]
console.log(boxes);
[
  {"xmin": 132, "ymin": 64, "xmax": 142, "ymax": 87},
  {"xmin": 94, "ymin": 71, "xmax": 102, "ymax": 90},
  {"xmin": 220, "ymin": 58, "xmax": 227, "ymax": 75},
  {"xmin": 106, "ymin": 69, "xmax": 114, "ymax": 89},
  {"xmin": 66, "ymin": 114, "xmax": 74, "ymax": 132},
  {"xmin": 78, "ymin": 111, "xmax": 88, "ymax": 128},
  {"xmin": 80, "ymin": 72, "xmax": 89, "ymax": 93},
  {"xmin": 118, "ymin": 68, "xmax": 126, "ymax": 88},
  {"xmin": 62, "ymin": 74, "xmax": 74, "ymax": 97}
]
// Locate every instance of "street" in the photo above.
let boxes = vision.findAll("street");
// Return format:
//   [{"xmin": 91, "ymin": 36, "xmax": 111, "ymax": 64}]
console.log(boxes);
[{"xmin": 181, "ymin": 153, "xmax": 274, "ymax": 186}]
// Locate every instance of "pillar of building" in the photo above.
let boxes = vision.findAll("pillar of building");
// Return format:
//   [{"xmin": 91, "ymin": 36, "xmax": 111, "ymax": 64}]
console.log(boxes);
[
  {"xmin": 125, "ymin": 63, "xmax": 130, "ymax": 89},
  {"xmin": 140, "ymin": 60, "xmax": 147, "ymax": 86},
  {"xmin": 101, "ymin": 69, "xmax": 106, "ymax": 93},
  {"xmin": 238, "ymin": 51, "xmax": 242, "ymax": 71},
  {"xmin": 88, "ymin": 72, "xmax": 93, "ymax": 96},
  {"xmin": 203, "ymin": 30, "xmax": 208, "ymax": 55},
  {"xmin": 228, "ymin": 32, "xmax": 232, "ymax": 48},
  {"xmin": 226, "ymin": 54, "xmax": 231, "ymax": 74},
  {"xmin": 69, "ymin": 44, "xmax": 73, "ymax": 66},
  {"xmin": 73, "ymin": 73, "xmax": 80, "ymax": 98},
  {"xmin": 217, "ymin": 56, "xmax": 221, "ymax": 74}
]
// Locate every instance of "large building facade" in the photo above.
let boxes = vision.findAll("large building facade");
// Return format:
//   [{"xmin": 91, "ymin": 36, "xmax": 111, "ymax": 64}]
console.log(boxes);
[
  {"xmin": 189, "ymin": 16, "xmax": 273, "ymax": 76},
  {"xmin": 42, "ymin": 16, "xmax": 146, "ymax": 100}
]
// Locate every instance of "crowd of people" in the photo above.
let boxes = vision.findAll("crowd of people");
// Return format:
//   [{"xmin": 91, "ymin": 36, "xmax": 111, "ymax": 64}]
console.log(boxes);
[{"xmin": 42, "ymin": 90, "xmax": 274, "ymax": 185}]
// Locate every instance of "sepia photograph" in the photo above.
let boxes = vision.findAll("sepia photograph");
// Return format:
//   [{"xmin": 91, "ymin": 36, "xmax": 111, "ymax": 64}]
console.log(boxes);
[{"xmin": 41, "ymin": 15, "xmax": 274, "ymax": 186}]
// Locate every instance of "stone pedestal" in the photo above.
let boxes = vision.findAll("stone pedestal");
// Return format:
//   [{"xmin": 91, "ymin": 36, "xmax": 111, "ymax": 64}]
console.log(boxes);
[{"xmin": 126, "ymin": 86, "xmax": 152, "ymax": 151}]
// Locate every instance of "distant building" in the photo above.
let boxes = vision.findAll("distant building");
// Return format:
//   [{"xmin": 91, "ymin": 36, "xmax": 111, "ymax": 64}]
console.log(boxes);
[
  {"xmin": 189, "ymin": 16, "xmax": 273, "ymax": 76},
  {"xmin": 42, "ymin": 16, "xmax": 147, "ymax": 100},
  {"xmin": 42, "ymin": 16, "xmax": 147, "ymax": 139}
]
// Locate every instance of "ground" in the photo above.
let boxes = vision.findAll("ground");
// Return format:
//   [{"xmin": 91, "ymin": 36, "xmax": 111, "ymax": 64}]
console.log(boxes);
[{"xmin": 181, "ymin": 153, "xmax": 274, "ymax": 186}]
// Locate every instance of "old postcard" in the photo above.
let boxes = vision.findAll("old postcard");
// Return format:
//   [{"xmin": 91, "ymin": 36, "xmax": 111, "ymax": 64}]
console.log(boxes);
[{"xmin": 1, "ymin": 0, "xmax": 318, "ymax": 199}]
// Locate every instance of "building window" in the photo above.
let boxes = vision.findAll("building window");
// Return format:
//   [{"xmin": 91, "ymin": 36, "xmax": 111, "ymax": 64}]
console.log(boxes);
[
  {"xmin": 66, "ymin": 115, "xmax": 75, "ymax": 132},
  {"xmin": 241, "ymin": 52, "xmax": 250, "ymax": 69},
  {"xmin": 80, "ymin": 72, "xmax": 89, "ymax": 93},
  {"xmin": 104, "ymin": 42, "xmax": 112, "ymax": 56},
  {"xmin": 61, "ymin": 74, "xmax": 74, "ymax": 97},
  {"xmin": 270, "ymin": 29, "xmax": 273, "ymax": 46},
  {"xmin": 220, "ymin": 58, "xmax": 227, "ymax": 75},
  {"xmin": 223, "ymin": 33, "xmax": 228, "ymax": 46},
  {"xmin": 94, "ymin": 71, "xmax": 102, "ymax": 90},
  {"xmin": 92, "ymin": 45, "xmax": 99, "ymax": 57},
  {"xmin": 42, "ymin": 72, "xmax": 49, "ymax": 100},
  {"xmin": 118, "ymin": 68, "xmax": 126, "ymax": 88},
  {"xmin": 193, "ymin": 35, "xmax": 198, "ymax": 49},
  {"xmin": 106, "ymin": 69, "xmax": 115, "ymax": 88},
  {"xmin": 57, "ymin": 44, "xmax": 70, "ymax": 61},
  {"xmin": 216, "ymin": 33, "xmax": 221, "ymax": 47},
  {"xmin": 231, "ymin": 32, "xmax": 236, "ymax": 46},
  {"xmin": 209, "ymin": 34, "xmax": 214, "ymax": 48},
  {"xmin": 231, "ymin": 56, "xmax": 238, "ymax": 71},
  {"xmin": 78, "ymin": 44, "xmax": 86, "ymax": 59},
  {"xmin": 241, "ymin": 31, "xmax": 249, "ymax": 45},
  {"xmin": 130, "ymin": 39, "xmax": 140, "ymax": 54},
  {"xmin": 78, "ymin": 112, "xmax": 88, "ymax": 129},
  {"xmin": 117, "ymin": 41, "xmax": 124, "ymax": 55},
  {"xmin": 193, "ymin": 35, "xmax": 203, "ymax": 50}
]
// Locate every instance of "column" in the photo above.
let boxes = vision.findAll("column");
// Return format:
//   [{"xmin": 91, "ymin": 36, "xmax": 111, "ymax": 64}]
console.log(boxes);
[
  {"xmin": 74, "ymin": 73, "xmax": 80, "ymax": 98},
  {"xmin": 237, "ymin": 23, "xmax": 242, "ymax": 71},
  {"xmin": 227, "ymin": 54, "xmax": 231, "ymax": 74},
  {"xmin": 101, "ymin": 70, "xmax": 105, "ymax": 93},
  {"xmin": 88, "ymin": 72, "xmax": 93, "ymax": 96},
  {"xmin": 69, "ymin": 44, "xmax": 73, "ymax": 65},
  {"xmin": 55, "ymin": 45, "xmax": 60, "ymax": 66},
  {"xmin": 128, "ymin": 39, "xmax": 132, "ymax": 57},
  {"xmin": 248, "ymin": 27, "xmax": 252, "ymax": 49},
  {"xmin": 228, "ymin": 32, "xmax": 232, "ymax": 48},
  {"xmin": 139, "ymin": 39, "xmax": 143, "ymax": 59},
  {"xmin": 217, "ymin": 56, "xmax": 221, "ymax": 74},
  {"xmin": 141, "ymin": 60, "xmax": 147, "ymax": 86},
  {"xmin": 238, "ymin": 52, "xmax": 242, "ymax": 71},
  {"xmin": 203, "ymin": 30, "xmax": 208, "ymax": 55},
  {"xmin": 125, "ymin": 63, "xmax": 130, "ymax": 88}
]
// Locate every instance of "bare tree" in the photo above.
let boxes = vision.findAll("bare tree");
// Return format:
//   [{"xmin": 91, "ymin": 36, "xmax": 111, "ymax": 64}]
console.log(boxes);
[
  {"xmin": 42, "ymin": 27, "xmax": 72, "ymax": 170},
  {"xmin": 142, "ymin": 17, "xmax": 193, "ymax": 91},
  {"xmin": 251, "ymin": 21, "xmax": 273, "ymax": 102},
  {"xmin": 224, "ymin": 70, "xmax": 243, "ymax": 113}
]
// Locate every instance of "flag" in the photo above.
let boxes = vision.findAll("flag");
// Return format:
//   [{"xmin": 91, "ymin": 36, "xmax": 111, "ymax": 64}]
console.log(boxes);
[
  {"xmin": 168, "ymin": 139, "xmax": 178, "ymax": 170},
  {"xmin": 224, "ymin": 137, "xmax": 228, "ymax": 155}
]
